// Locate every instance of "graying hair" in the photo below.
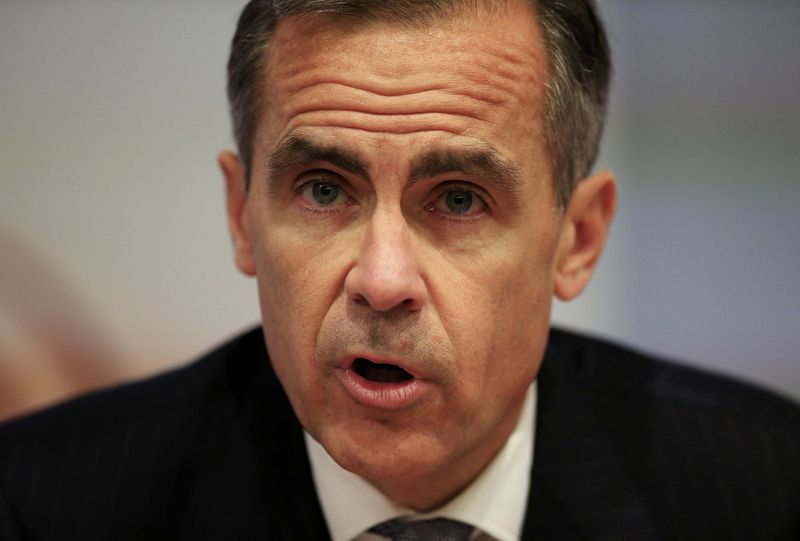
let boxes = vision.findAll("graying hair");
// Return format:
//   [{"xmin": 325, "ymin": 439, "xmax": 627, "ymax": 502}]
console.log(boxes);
[{"xmin": 226, "ymin": 0, "xmax": 611, "ymax": 208}]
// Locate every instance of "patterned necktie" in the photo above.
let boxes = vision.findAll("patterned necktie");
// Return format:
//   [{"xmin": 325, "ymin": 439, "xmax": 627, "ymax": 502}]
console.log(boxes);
[{"xmin": 368, "ymin": 517, "xmax": 474, "ymax": 541}]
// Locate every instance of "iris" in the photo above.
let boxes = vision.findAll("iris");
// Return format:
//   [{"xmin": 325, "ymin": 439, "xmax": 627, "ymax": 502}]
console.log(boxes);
[
  {"xmin": 312, "ymin": 182, "xmax": 340, "ymax": 205},
  {"xmin": 445, "ymin": 190, "xmax": 473, "ymax": 214}
]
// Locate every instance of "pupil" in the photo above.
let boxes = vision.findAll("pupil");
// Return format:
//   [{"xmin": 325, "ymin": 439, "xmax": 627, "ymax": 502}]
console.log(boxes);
[
  {"xmin": 446, "ymin": 191, "xmax": 473, "ymax": 214},
  {"xmin": 312, "ymin": 182, "xmax": 339, "ymax": 205}
]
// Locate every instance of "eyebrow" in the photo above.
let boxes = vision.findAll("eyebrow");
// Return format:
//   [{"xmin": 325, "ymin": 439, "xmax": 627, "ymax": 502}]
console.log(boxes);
[
  {"xmin": 409, "ymin": 146, "xmax": 524, "ymax": 206},
  {"xmin": 266, "ymin": 134, "xmax": 524, "ymax": 205},
  {"xmin": 267, "ymin": 135, "xmax": 369, "ymax": 191}
]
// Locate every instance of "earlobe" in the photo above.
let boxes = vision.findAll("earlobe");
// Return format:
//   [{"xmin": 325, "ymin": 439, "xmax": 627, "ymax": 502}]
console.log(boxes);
[
  {"xmin": 553, "ymin": 170, "xmax": 617, "ymax": 301},
  {"xmin": 218, "ymin": 150, "xmax": 256, "ymax": 276}
]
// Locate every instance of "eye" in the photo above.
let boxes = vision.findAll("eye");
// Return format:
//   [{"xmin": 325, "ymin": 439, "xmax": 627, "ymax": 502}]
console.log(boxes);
[
  {"xmin": 307, "ymin": 181, "xmax": 342, "ymax": 205},
  {"xmin": 425, "ymin": 186, "xmax": 487, "ymax": 219},
  {"xmin": 444, "ymin": 190, "xmax": 474, "ymax": 214},
  {"xmin": 294, "ymin": 172, "xmax": 354, "ymax": 211}
]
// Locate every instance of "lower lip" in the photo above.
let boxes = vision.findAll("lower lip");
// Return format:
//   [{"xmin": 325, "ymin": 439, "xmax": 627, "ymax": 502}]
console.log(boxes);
[{"xmin": 336, "ymin": 368, "xmax": 426, "ymax": 410}]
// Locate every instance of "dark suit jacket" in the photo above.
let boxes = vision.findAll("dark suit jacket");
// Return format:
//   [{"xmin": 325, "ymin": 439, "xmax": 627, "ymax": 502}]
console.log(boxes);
[{"xmin": 1, "ymin": 327, "xmax": 798, "ymax": 540}]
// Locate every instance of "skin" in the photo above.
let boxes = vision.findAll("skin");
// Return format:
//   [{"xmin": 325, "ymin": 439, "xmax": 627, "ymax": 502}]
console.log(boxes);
[{"xmin": 219, "ymin": 0, "xmax": 616, "ymax": 511}]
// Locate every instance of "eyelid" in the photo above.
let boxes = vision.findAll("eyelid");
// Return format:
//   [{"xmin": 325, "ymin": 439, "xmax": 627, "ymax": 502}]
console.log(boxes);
[
  {"xmin": 424, "ymin": 184, "xmax": 490, "ymax": 223},
  {"xmin": 291, "ymin": 168, "xmax": 347, "ymax": 191},
  {"xmin": 433, "ymin": 181, "xmax": 493, "ymax": 209},
  {"xmin": 292, "ymin": 169, "xmax": 358, "ymax": 214}
]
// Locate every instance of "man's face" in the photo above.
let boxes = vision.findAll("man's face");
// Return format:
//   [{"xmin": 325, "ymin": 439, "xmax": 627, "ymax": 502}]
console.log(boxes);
[{"xmin": 226, "ymin": 2, "xmax": 588, "ymax": 508}]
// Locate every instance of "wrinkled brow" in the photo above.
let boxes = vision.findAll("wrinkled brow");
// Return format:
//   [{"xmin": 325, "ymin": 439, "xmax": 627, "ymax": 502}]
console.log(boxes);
[
  {"xmin": 267, "ymin": 135, "xmax": 370, "ymax": 192},
  {"xmin": 409, "ymin": 147, "xmax": 524, "ymax": 207},
  {"xmin": 267, "ymin": 135, "xmax": 524, "ymax": 206}
]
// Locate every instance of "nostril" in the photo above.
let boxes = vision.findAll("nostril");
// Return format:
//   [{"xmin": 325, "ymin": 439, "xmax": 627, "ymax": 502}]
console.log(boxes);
[{"xmin": 344, "ymin": 258, "xmax": 426, "ymax": 311}]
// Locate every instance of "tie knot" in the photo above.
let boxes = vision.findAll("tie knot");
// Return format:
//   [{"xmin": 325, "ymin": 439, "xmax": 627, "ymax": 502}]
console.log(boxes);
[{"xmin": 369, "ymin": 517, "xmax": 473, "ymax": 541}]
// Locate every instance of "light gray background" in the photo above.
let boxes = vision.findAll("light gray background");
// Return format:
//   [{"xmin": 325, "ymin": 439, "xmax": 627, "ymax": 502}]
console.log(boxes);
[{"xmin": 2, "ymin": 1, "xmax": 798, "ymax": 406}]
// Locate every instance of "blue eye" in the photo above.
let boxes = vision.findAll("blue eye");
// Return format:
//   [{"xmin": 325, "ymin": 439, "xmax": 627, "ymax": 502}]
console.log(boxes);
[
  {"xmin": 310, "ymin": 182, "xmax": 341, "ymax": 205},
  {"xmin": 445, "ymin": 190, "xmax": 474, "ymax": 214},
  {"xmin": 298, "ymin": 179, "xmax": 349, "ymax": 209},
  {"xmin": 424, "ymin": 184, "xmax": 488, "ymax": 222},
  {"xmin": 428, "ymin": 187, "xmax": 486, "ymax": 218}
]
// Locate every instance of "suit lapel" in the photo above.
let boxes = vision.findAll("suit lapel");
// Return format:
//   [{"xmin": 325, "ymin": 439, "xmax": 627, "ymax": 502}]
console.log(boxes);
[
  {"xmin": 266, "ymin": 415, "xmax": 331, "ymax": 540},
  {"xmin": 521, "ymin": 335, "xmax": 659, "ymax": 541},
  {"xmin": 241, "ymin": 337, "xmax": 332, "ymax": 541}
]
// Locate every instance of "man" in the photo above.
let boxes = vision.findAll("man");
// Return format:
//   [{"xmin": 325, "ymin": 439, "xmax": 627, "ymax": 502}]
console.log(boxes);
[{"xmin": 1, "ymin": 1, "xmax": 798, "ymax": 539}]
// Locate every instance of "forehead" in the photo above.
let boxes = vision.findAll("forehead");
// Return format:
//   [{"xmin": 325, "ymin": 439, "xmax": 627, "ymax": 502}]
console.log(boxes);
[
  {"xmin": 258, "ymin": 2, "xmax": 550, "ymax": 177},
  {"xmin": 268, "ymin": 2, "xmax": 543, "ymax": 69}
]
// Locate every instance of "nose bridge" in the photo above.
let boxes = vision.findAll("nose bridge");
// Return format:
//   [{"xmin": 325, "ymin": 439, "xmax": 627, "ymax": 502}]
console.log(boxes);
[
  {"xmin": 345, "ymin": 203, "xmax": 427, "ymax": 312},
  {"xmin": 370, "ymin": 205, "xmax": 410, "ymax": 257}
]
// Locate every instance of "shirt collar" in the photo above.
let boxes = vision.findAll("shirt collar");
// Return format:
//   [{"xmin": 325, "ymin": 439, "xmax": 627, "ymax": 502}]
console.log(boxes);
[{"xmin": 305, "ymin": 382, "xmax": 537, "ymax": 541}]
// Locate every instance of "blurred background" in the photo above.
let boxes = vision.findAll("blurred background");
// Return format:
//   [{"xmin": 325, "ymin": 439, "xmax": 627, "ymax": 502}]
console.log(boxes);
[{"xmin": 1, "ymin": 0, "xmax": 798, "ymax": 421}]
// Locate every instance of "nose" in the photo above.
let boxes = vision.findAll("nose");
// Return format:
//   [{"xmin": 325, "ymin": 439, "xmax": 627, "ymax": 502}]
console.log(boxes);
[{"xmin": 344, "ymin": 208, "xmax": 427, "ymax": 312}]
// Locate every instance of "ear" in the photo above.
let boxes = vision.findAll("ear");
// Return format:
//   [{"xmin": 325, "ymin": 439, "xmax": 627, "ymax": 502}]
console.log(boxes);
[
  {"xmin": 218, "ymin": 150, "xmax": 256, "ymax": 276},
  {"xmin": 553, "ymin": 170, "xmax": 617, "ymax": 301}
]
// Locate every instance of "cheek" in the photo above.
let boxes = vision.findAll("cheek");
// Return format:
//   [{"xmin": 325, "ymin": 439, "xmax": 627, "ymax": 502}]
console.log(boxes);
[
  {"xmin": 254, "ymin": 211, "xmax": 352, "ymax": 312},
  {"xmin": 250, "ymin": 214, "xmax": 353, "ymax": 365},
  {"xmin": 252, "ymin": 221, "xmax": 356, "ymax": 425},
  {"xmin": 436, "ymin": 226, "xmax": 555, "ymax": 378}
]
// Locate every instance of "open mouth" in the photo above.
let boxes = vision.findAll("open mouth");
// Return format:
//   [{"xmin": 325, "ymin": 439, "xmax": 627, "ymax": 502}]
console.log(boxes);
[{"xmin": 353, "ymin": 357, "xmax": 414, "ymax": 383}]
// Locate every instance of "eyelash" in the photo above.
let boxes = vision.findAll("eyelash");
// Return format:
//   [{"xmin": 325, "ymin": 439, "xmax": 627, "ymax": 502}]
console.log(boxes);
[
  {"xmin": 425, "ymin": 184, "xmax": 491, "ymax": 224},
  {"xmin": 292, "ymin": 174, "xmax": 490, "ymax": 223},
  {"xmin": 292, "ymin": 175, "xmax": 355, "ymax": 214}
]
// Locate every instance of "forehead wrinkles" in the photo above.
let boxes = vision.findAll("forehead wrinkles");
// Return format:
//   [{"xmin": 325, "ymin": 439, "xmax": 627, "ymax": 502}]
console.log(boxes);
[{"xmin": 262, "ymin": 12, "xmax": 546, "ymax": 136}]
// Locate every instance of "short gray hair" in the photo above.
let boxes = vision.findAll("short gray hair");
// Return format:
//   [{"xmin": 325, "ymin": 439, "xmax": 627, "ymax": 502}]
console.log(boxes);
[{"xmin": 226, "ymin": 0, "xmax": 611, "ymax": 208}]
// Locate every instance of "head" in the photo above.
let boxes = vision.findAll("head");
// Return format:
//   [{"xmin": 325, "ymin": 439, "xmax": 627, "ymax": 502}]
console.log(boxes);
[
  {"xmin": 227, "ymin": 0, "xmax": 611, "ymax": 209},
  {"xmin": 220, "ymin": 0, "xmax": 616, "ymax": 509}
]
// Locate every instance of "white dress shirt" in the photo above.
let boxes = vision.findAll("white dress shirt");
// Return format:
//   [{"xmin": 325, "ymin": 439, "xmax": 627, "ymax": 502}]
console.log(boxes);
[{"xmin": 305, "ymin": 382, "xmax": 537, "ymax": 541}]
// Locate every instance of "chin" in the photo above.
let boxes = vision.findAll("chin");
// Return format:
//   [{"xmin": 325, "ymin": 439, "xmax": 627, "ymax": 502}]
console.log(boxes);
[{"xmin": 320, "ymin": 421, "xmax": 443, "ymax": 482}]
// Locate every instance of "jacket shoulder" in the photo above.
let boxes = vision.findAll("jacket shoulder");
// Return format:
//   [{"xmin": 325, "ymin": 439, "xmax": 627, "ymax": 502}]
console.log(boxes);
[
  {"xmin": 546, "ymin": 327, "xmax": 799, "ymax": 424},
  {"xmin": 540, "ymin": 327, "xmax": 800, "ymax": 539},
  {"xmin": 0, "ymin": 326, "xmax": 321, "ymax": 540},
  {"xmin": 0, "ymin": 326, "xmax": 268, "ymax": 443}
]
